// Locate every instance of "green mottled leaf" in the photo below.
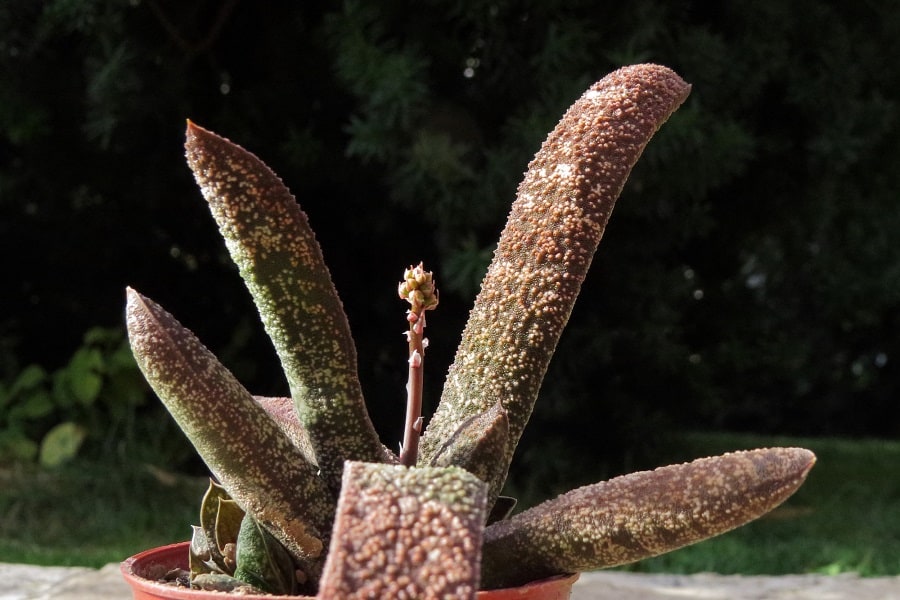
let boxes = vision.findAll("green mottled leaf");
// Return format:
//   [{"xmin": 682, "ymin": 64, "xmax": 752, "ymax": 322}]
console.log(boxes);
[
  {"xmin": 126, "ymin": 288, "xmax": 332, "ymax": 583},
  {"xmin": 185, "ymin": 122, "xmax": 388, "ymax": 493},
  {"xmin": 234, "ymin": 514, "xmax": 298, "ymax": 595}
]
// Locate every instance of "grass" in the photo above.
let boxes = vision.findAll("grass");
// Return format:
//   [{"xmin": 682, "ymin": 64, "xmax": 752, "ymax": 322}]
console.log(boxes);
[
  {"xmin": 1, "ymin": 432, "xmax": 898, "ymax": 575},
  {"xmin": 0, "ymin": 458, "xmax": 206, "ymax": 567}
]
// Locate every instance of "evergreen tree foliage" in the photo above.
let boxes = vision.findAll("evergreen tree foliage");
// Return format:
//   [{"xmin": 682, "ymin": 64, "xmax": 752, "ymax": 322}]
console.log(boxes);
[{"xmin": 2, "ymin": 1, "xmax": 898, "ymax": 486}]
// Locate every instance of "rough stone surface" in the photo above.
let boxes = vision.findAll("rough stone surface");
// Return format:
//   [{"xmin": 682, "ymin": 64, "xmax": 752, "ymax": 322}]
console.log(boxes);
[
  {"xmin": 571, "ymin": 571, "xmax": 900, "ymax": 600},
  {"xmin": 0, "ymin": 562, "xmax": 125, "ymax": 600},
  {"xmin": 2, "ymin": 562, "xmax": 899, "ymax": 599}
]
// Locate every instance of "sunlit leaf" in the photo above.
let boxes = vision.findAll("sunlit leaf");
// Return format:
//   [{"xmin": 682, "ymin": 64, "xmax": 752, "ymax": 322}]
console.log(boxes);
[
  {"xmin": 234, "ymin": 514, "xmax": 298, "ymax": 595},
  {"xmin": 39, "ymin": 422, "xmax": 87, "ymax": 467}
]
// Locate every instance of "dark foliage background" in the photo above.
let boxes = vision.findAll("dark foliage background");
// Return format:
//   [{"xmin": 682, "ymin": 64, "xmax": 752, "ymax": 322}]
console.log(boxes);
[{"xmin": 2, "ymin": 1, "xmax": 898, "ymax": 494}]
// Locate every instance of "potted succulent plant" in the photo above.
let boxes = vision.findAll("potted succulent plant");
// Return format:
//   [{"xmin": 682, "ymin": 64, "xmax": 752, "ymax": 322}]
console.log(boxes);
[{"xmin": 121, "ymin": 64, "xmax": 815, "ymax": 599}]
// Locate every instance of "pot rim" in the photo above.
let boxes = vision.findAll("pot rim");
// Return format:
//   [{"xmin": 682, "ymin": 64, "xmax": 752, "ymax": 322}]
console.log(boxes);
[{"xmin": 121, "ymin": 541, "xmax": 579, "ymax": 598}]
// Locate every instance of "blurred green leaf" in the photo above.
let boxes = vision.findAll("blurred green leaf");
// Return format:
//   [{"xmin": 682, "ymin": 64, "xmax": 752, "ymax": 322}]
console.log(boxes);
[
  {"xmin": 69, "ymin": 372, "xmax": 103, "ymax": 406},
  {"xmin": 1, "ymin": 366, "xmax": 47, "ymax": 412},
  {"xmin": 0, "ymin": 429, "xmax": 39, "ymax": 461},
  {"xmin": 8, "ymin": 391, "xmax": 54, "ymax": 421},
  {"xmin": 39, "ymin": 421, "xmax": 87, "ymax": 467},
  {"xmin": 64, "ymin": 348, "xmax": 104, "ymax": 405},
  {"xmin": 9, "ymin": 365, "xmax": 49, "ymax": 397}
]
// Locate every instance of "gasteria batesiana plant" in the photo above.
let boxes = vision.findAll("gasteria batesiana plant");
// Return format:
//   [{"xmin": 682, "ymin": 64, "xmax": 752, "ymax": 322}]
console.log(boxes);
[{"xmin": 126, "ymin": 64, "xmax": 816, "ymax": 598}]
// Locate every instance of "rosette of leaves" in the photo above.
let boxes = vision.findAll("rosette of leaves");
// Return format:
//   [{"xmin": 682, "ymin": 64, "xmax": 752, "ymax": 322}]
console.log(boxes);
[{"xmin": 126, "ymin": 64, "xmax": 816, "ymax": 597}]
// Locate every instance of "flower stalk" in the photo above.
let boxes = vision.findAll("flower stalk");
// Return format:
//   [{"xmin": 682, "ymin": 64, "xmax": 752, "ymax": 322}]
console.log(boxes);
[{"xmin": 398, "ymin": 263, "xmax": 438, "ymax": 467}]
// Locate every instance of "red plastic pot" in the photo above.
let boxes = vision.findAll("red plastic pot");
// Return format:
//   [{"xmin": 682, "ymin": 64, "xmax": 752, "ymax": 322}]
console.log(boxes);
[{"xmin": 122, "ymin": 542, "xmax": 578, "ymax": 599}]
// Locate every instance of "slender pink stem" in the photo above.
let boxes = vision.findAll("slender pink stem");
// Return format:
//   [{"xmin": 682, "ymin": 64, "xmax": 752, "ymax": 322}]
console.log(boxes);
[
  {"xmin": 400, "ymin": 311, "xmax": 425, "ymax": 467},
  {"xmin": 397, "ymin": 262, "xmax": 437, "ymax": 467}
]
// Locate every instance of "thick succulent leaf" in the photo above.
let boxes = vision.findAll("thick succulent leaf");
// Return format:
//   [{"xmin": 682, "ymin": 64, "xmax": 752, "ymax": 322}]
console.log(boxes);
[
  {"xmin": 214, "ymin": 498, "xmax": 243, "ymax": 562},
  {"xmin": 420, "ymin": 64, "xmax": 692, "ymax": 496},
  {"xmin": 189, "ymin": 526, "xmax": 217, "ymax": 577},
  {"xmin": 198, "ymin": 479, "xmax": 243, "ymax": 574},
  {"xmin": 254, "ymin": 395, "xmax": 398, "ymax": 467},
  {"xmin": 184, "ymin": 121, "xmax": 387, "ymax": 492},
  {"xmin": 253, "ymin": 396, "xmax": 317, "ymax": 466},
  {"xmin": 234, "ymin": 513, "xmax": 301, "ymax": 595},
  {"xmin": 428, "ymin": 401, "xmax": 509, "ymax": 509},
  {"xmin": 318, "ymin": 461, "xmax": 487, "ymax": 599},
  {"xmin": 125, "ymin": 288, "xmax": 333, "ymax": 583},
  {"xmin": 486, "ymin": 496, "xmax": 517, "ymax": 526},
  {"xmin": 480, "ymin": 447, "xmax": 816, "ymax": 588}
]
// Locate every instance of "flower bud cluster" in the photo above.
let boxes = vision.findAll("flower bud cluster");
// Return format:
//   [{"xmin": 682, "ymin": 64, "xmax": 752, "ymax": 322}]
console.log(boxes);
[{"xmin": 398, "ymin": 262, "xmax": 439, "ymax": 312}]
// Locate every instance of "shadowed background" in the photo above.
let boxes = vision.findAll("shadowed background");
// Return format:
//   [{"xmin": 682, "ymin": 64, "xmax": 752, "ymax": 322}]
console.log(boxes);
[{"xmin": 1, "ymin": 0, "xmax": 898, "ymax": 537}]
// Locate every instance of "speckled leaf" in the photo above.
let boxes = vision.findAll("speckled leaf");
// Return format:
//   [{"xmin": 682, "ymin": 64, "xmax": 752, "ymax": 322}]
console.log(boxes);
[
  {"xmin": 126, "ymin": 287, "xmax": 333, "ymax": 585},
  {"xmin": 420, "ymin": 64, "xmax": 692, "ymax": 496},
  {"xmin": 254, "ymin": 395, "xmax": 399, "ymax": 469},
  {"xmin": 318, "ymin": 461, "xmax": 488, "ymax": 599},
  {"xmin": 184, "ymin": 122, "xmax": 388, "ymax": 492},
  {"xmin": 428, "ymin": 401, "xmax": 509, "ymax": 508},
  {"xmin": 234, "ymin": 513, "xmax": 299, "ymax": 595},
  {"xmin": 253, "ymin": 396, "xmax": 317, "ymax": 467},
  {"xmin": 480, "ymin": 447, "xmax": 816, "ymax": 588}
]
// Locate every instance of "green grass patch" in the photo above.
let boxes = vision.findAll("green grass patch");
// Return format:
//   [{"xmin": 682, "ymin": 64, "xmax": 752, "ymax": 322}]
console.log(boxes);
[
  {"xmin": 0, "ymin": 458, "xmax": 206, "ymax": 567},
  {"xmin": 1, "ymin": 432, "xmax": 898, "ymax": 575},
  {"xmin": 618, "ymin": 432, "xmax": 900, "ymax": 576}
]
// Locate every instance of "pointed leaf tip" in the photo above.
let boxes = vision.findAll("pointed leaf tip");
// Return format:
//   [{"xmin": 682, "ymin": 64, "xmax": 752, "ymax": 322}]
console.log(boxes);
[
  {"xmin": 481, "ymin": 446, "xmax": 816, "ymax": 588},
  {"xmin": 123, "ymin": 285, "xmax": 334, "ymax": 576},
  {"xmin": 182, "ymin": 119, "xmax": 387, "ymax": 489},
  {"xmin": 124, "ymin": 285, "xmax": 138, "ymax": 304},
  {"xmin": 185, "ymin": 119, "xmax": 213, "ymax": 152},
  {"xmin": 185, "ymin": 118, "xmax": 203, "ymax": 136},
  {"xmin": 421, "ymin": 63, "xmax": 693, "ymax": 493},
  {"xmin": 788, "ymin": 446, "xmax": 817, "ymax": 476},
  {"xmin": 125, "ymin": 287, "xmax": 159, "ymax": 344}
]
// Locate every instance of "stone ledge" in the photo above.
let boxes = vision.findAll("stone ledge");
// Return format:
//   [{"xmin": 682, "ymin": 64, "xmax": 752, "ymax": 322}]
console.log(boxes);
[
  {"xmin": 572, "ymin": 571, "xmax": 900, "ymax": 599},
  {"xmin": 2, "ymin": 562, "xmax": 899, "ymax": 599},
  {"xmin": 0, "ymin": 562, "xmax": 125, "ymax": 600}
]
